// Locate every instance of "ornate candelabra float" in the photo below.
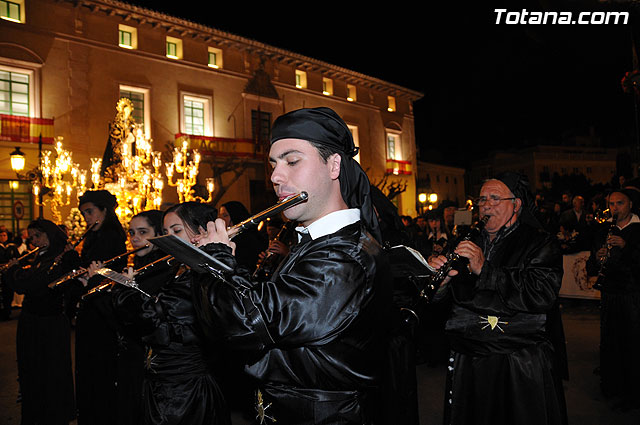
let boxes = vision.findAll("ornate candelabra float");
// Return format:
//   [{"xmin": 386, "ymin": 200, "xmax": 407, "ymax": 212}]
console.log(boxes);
[
  {"xmin": 166, "ymin": 137, "xmax": 214, "ymax": 203},
  {"xmin": 100, "ymin": 99, "xmax": 167, "ymax": 222},
  {"xmin": 33, "ymin": 136, "xmax": 89, "ymax": 223}
]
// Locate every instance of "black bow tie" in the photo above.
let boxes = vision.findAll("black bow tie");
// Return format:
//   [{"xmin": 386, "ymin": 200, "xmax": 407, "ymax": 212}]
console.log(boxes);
[{"xmin": 298, "ymin": 231, "xmax": 312, "ymax": 245}]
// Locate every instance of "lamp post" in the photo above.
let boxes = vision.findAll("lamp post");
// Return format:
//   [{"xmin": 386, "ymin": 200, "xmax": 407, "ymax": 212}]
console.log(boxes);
[
  {"xmin": 418, "ymin": 192, "xmax": 427, "ymax": 215},
  {"xmin": 10, "ymin": 147, "xmax": 25, "ymax": 173},
  {"xmin": 428, "ymin": 192, "xmax": 438, "ymax": 209}
]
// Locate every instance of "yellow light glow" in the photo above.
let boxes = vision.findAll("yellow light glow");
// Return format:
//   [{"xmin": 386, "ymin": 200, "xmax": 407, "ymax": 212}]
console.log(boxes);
[
  {"xmin": 10, "ymin": 147, "xmax": 25, "ymax": 172},
  {"xmin": 418, "ymin": 193, "xmax": 427, "ymax": 203},
  {"xmin": 429, "ymin": 193, "xmax": 438, "ymax": 203}
]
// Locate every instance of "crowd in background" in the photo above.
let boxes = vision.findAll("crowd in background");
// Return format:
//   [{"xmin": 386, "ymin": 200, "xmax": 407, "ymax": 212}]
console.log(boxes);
[{"xmin": 0, "ymin": 173, "xmax": 638, "ymax": 423}]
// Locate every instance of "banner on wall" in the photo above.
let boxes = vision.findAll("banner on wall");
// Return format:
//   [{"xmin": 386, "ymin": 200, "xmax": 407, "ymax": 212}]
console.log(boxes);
[
  {"xmin": 0, "ymin": 114, "xmax": 54, "ymax": 144},
  {"xmin": 560, "ymin": 251, "xmax": 601, "ymax": 300}
]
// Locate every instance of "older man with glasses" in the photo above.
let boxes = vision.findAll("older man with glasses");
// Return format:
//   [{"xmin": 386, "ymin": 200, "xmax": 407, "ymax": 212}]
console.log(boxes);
[{"xmin": 429, "ymin": 172, "xmax": 568, "ymax": 425}]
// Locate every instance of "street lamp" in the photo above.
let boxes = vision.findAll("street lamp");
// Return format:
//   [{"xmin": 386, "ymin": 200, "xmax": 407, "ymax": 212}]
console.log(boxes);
[
  {"xmin": 10, "ymin": 147, "xmax": 25, "ymax": 173},
  {"xmin": 428, "ymin": 193, "xmax": 438, "ymax": 205},
  {"xmin": 418, "ymin": 192, "xmax": 427, "ymax": 214}
]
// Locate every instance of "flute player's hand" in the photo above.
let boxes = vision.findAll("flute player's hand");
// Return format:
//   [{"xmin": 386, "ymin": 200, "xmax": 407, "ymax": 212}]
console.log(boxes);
[{"xmin": 191, "ymin": 219, "xmax": 236, "ymax": 255}]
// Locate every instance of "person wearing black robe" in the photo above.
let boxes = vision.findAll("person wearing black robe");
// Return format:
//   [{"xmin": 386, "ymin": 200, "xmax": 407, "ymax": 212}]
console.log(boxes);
[
  {"xmin": 586, "ymin": 188, "xmax": 640, "ymax": 410},
  {"xmin": 219, "ymin": 200, "xmax": 268, "ymax": 271},
  {"xmin": 370, "ymin": 185, "xmax": 420, "ymax": 425},
  {"xmin": 429, "ymin": 172, "xmax": 567, "ymax": 425},
  {"xmin": 192, "ymin": 107, "xmax": 393, "ymax": 424},
  {"xmin": 113, "ymin": 202, "xmax": 231, "ymax": 425},
  {"xmin": 73, "ymin": 190, "xmax": 127, "ymax": 425},
  {"xmin": 4, "ymin": 218, "xmax": 78, "ymax": 425},
  {"xmin": 84, "ymin": 209, "xmax": 173, "ymax": 425},
  {"xmin": 0, "ymin": 228, "xmax": 20, "ymax": 320}
]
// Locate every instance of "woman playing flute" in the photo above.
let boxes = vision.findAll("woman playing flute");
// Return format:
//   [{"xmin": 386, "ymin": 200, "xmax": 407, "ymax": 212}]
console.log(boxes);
[
  {"xmin": 112, "ymin": 202, "xmax": 231, "ymax": 425},
  {"xmin": 4, "ymin": 219, "xmax": 79, "ymax": 425}
]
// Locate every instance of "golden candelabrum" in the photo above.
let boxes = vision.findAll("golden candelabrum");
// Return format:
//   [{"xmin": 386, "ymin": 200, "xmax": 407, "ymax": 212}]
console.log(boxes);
[
  {"xmin": 106, "ymin": 123, "xmax": 165, "ymax": 222},
  {"xmin": 165, "ymin": 137, "xmax": 214, "ymax": 203},
  {"xmin": 33, "ymin": 136, "xmax": 88, "ymax": 223},
  {"xmin": 100, "ymin": 99, "xmax": 166, "ymax": 222}
]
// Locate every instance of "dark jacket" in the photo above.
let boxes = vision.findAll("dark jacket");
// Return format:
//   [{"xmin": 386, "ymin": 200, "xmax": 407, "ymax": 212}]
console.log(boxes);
[
  {"xmin": 586, "ymin": 219, "xmax": 640, "ymax": 293},
  {"xmin": 113, "ymin": 265, "xmax": 230, "ymax": 425},
  {"xmin": 5, "ymin": 246, "xmax": 79, "ymax": 424},
  {"xmin": 442, "ymin": 221, "xmax": 567, "ymax": 425},
  {"xmin": 194, "ymin": 221, "xmax": 393, "ymax": 424}
]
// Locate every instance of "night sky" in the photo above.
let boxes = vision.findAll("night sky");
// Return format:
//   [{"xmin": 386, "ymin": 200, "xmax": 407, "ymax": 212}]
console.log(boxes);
[{"xmin": 127, "ymin": 0, "xmax": 640, "ymax": 168}]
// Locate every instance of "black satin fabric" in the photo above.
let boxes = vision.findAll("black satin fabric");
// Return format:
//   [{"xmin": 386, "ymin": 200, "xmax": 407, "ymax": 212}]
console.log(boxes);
[
  {"xmin": 5, "ymin": 248, "xmax": 79, "ymax": 425},
  {"xmin": 74, "ymin": 225, "xmax": 127, "ymax": 425},
  {"xmin": 113, "ymin": 267, "xmax": 230, "ymax": 425},
  {"xmin": 586, "ymin": 221, "xmax": 640, "ymax": 404},
  {"xmin": 441, "ymin": 221, "xmax": 568, "ymax": 425},
  {"xmin": 194, "ymin": 221, "xmax": 393, "ymax": 424}
]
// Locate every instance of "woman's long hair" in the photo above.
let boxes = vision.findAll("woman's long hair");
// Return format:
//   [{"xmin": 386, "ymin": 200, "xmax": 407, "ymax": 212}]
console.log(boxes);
[
  {"xmin": 27, "ymin": 218, "xmax": 68, "ymax": 256},
  {"xmin": 132, "ymin": 210, "xmax": 163, "ymax": 237},
  {"xmin": 163, "ymin": 202, "xmax": 218, "ymax": 237}
]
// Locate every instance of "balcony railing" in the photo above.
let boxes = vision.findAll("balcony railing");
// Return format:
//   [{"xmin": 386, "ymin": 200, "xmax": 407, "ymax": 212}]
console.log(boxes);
[
  {"xmin": 175, "ymin": 133, "xmax": 266, "ymax": 159},
  {"xmin": 0, "ymin": 114, "xmax": 55, "ymax": 144}
]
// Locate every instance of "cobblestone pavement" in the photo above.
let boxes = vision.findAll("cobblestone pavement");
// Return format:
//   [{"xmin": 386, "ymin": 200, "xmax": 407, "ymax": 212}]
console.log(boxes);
[{"xmin": 1, "ymin": 299, "xmax": 639, "ymax": 425}]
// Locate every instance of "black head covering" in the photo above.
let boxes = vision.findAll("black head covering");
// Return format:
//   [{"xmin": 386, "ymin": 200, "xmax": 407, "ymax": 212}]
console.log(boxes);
[
  {"xmin": 221, "ymin": 200, "xmax": 251, "ymax": 225},
  {"xmin": 440, "ymin": 200, "xmax": 459, "ymax": 209},
  {"xmin": 494, "ymin": 171, "xmax": 542, "ymax": 229},
  {"xmin": 270, "ymin": 107, "xmax": 381, "ymax": 242},
  {"xmin": 28, "ymin": 218, "xmax": 68, "ymax": 254},
  {"xmin": 617, "ymin": 186, "xmax": 640, "ymax": 215},
  {"xmin": 78, "ymin": 189, "xmax": 118, "ymax": 210}
]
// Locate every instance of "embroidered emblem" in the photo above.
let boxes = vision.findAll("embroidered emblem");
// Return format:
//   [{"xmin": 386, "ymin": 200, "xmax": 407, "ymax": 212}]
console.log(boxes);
[
  {"xmin": 255, "ymin": 389, "xmax": 276, "ymax": 424},
  {"xmin": 144, "ymin": 347, "xmax": 158, "ymax": 373},
  {"xmin": 479, "ymin": 315, "xmax": 508, "ymax": 332}
]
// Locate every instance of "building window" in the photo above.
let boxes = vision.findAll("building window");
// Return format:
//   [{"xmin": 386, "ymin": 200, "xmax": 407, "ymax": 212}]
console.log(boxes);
[
  {"xmin": 322, "ymin": 77, "xmax": 333, "ymax": 96},
  {"xmin": 0, "ymin": 0, "xmax": 23, "ymax": 23},
  {"xmin": 184, "ymin": 99, "xmax": 204, "ymax": 135},
  {"xmin": 119, "ymin": 85, "xmax": 149, "ymax": 136},
  {"xmin": 166, "ymin": 36, "xmax": 182, "ymax": 59},
  {"xmin": 387, "ymin": 95, "xmax": 396, "ymax": 112},
  {"xmin": 180, "ymin": 93, "xmax": 212, "ymax": 137},
  {"xmin": 347, "ymin": 84, "xmax": 356, "ymax": 102},
  {"xmin": 208, "ymin": 47, "xmax": 222, "ymax": 69},
  {"xmin": 386, "ymin": 132, "xmax": 401, "ymax": 160},
  {"xmin": 118, "ymin": 24, "xmax": 137, "ymax": 49},
  {"xmin": 0, "ymin": 69, "xmax": 29, "ymax": 116},
  {"xmin": 348, "ymin": 124, "xmax": 360, "ymax": 163},
  {"xmin": 295, "ymin": 70, "xmax": 307, "ymax": 89},
  {"xmin": 251, "ymin": 110, "xmax": 271, "ymax": 144}
]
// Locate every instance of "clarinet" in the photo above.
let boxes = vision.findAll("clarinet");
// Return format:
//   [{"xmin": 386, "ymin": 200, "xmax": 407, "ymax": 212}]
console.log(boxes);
[
  {"xmin": 594, "ymin": 214, "xmax": 618, "ymax": 290},
  {"xmin": 252, "ymin": 221, "xmax": 295, "ymax": 280},
  {"xmin": 417, "ymin": 215, "xmax": 489, "ymax": 301}
]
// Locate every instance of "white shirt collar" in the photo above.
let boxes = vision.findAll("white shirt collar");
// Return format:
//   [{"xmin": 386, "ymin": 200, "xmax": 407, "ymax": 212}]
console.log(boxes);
[
  {"xmin": 615, "ymin": 213, "xmax": 640, "ymax": 230},
  {"xmin": 295, "ymin": 208, "xmax": 361, "ymax": 241}
]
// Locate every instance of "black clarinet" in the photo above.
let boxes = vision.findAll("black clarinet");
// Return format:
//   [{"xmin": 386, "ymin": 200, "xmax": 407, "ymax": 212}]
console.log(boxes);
[
  {"xmin": 593, "ymin": 214, "xmax": 618, "ymax": 290},
  {"xmin": 417, "ymin": 215, "xmax": 489, "ymax": 301},
  {"xmin": 252, "ymin": 221, "xmax": 295, "ymax": 281}
]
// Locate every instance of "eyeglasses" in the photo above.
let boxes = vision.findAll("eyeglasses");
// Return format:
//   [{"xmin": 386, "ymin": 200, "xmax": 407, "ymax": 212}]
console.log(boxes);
[{"xmin": 476, "ymin": 196, "xmax": 516, "ymax": 206}]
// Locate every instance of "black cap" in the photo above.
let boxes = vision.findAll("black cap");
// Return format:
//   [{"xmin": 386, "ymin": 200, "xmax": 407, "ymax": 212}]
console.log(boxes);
[
  {"xmin": 270, "ymin": 107, "xmax": 380, "ymax": 242},
  {"xmin": 78, "ymin": 190, "xmax": 117, "ymax": 210}
]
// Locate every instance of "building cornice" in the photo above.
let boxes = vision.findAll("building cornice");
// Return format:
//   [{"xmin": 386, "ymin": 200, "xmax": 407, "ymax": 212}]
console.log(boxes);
[{"xmin": 63, "ymin": 0, "xmax": 424, "ymax": 101}]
